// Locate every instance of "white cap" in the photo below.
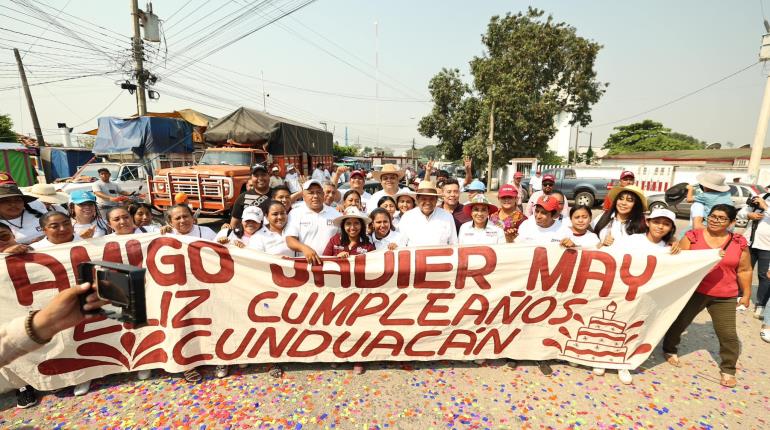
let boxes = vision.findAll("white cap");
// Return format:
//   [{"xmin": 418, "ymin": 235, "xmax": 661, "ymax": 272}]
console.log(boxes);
[
  {"xmin": 286, "ymin": 163, "xmax": 295, "ymax": 170},
  {"xmin": 242, "ymin": 206, "xmax": 264, "ymax": 223},
  {"xmin": 302, "ymin": 179, "xmax": 322, "ymax": 190},
  {"xmin": 647, "ymin": 208, "xmax": 676, "ymax": 223},
  {"xmin": 271, "ymin": 166, "xmax": 279, "ymax": 172}
]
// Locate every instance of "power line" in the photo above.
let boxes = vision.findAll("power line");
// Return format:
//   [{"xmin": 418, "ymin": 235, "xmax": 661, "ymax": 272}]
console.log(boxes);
[
  {"xmin": 590, "ymin": 61, "xmax": 761, "ymax": 129},
  {"xmin": 72, "ymin": 91, "xmax": 125, "ymax": 128},
  {"xmin": 0, "ymin": 70, "xmax": 120, "ymax": 92}
]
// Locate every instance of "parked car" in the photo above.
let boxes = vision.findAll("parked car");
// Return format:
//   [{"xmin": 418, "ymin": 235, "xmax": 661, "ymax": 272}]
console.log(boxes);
[
  {"xmin": 520, "ymin": 168, "xmax": 611, "ymax": 207},
  {"xmin": 646, "ymin": 182, "xmax": 767, "ymax": 228},
  {"xmin": 54, "ymin": 162, "xmax": 149, "ymax": 197}
]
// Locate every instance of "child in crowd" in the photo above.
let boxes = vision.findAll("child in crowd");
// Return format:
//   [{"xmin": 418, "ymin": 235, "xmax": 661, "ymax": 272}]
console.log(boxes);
[{"xmin": 558, "ymin": 205, "xmax": 600, "ymax": 248}]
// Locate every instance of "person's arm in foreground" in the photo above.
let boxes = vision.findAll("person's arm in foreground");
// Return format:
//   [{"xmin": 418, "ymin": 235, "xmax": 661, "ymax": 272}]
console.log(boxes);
[{"xmin": 737, "ymin": 248, "xmax": 753, "ymax": 309}]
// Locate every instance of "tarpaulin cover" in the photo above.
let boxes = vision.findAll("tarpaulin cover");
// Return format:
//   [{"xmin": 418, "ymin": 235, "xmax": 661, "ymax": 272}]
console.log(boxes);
[
  {"xmin": 0, "ymin": 149, "xmax": 37, "ymax": 186},
  {"xmin": 204, "ymin": 107, "xmax": 332, "ymax": 156},
  {"xmin": 93, "ymin": 116, "xmax": 193, "ymax": 156},
  {"xmin": 40, "ymin": 147, "xmax": 93, "ymax": 181}
]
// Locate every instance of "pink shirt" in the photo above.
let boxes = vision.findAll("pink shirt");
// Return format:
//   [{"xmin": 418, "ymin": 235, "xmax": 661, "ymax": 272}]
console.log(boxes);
[{"xmin": 686, "ymin": 229, "xmax": 748, "ymax": 298}]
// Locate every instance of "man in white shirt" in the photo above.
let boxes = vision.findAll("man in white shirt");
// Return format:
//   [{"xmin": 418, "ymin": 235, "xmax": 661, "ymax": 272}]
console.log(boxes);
[
  {"xmin": 269, "ymin": 166, "xmax": 285, "ymax": 189},
  {"xmin": 513, "ymin": 172, "xmax": 525, "ymax": 210},
  {"xmin": 398, "ymin": 180, "xmax": 458, "ymax": 247},
  {"xmin": 525, "ymin": 174, "xmax": 569, "ymax": 218},
  {"xmin": 517, "ymin": 194, "xmax": 563, "ymax": 244},
  {"xmin": 347, "ymin": 170, "xmax": 372, "ymax": 211},
  {"xmin": 285, "ymin": 179, "xmax": 339, "ymax": 264},
  {"xmin": 284, "ymin": 164, "xmax": 301, "ymax": 194},
  {"xmin": 311, "ymin": 163, "xmax": 331, "ymax": 182},
  {"xmin": 368, "ymin": 164, "xmax": 404, "ymax": 213},
  {"xmin": 529, "ymin": 170, "xmax": 543, "ymax": 195},
  {"xmin": 91, "ymin": 168, "xmax": 131, "ymax": 210}
]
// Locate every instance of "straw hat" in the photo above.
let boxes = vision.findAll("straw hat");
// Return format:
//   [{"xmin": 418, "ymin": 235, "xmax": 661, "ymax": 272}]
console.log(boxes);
[
  {"xmin": 395, "ymin": 187, "xmax": 417, "ymax": 204},
  {"xmin": 606, "ymin": 185, "xmax": 648, "ymax": 211},
  {"xmin": 696, "ymin": 172, "xmax": 729, "ymax": 192},
  {"xmin": 333, "ymin": 206, "xmax": 372, "ymax": 227},
  {"xmin": 414, "ymin": 180, "xmax": 441, "ymax": 197},
  {"xmin": 463, "ymin": 194, "xmax": 499, "ymax": 217},
  {"xmin": 372, "ymin": 164, "xmax": 405, "ymax": 181},
  {"xmin": 21, "ymin": 183, "xmax": 69, "ymax": 204}
]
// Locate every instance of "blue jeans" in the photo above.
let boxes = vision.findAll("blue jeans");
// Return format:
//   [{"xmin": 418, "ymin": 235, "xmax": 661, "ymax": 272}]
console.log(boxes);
[{"xmin": 750, "ymin": 248, "xmax": 770, "ymax": 307}]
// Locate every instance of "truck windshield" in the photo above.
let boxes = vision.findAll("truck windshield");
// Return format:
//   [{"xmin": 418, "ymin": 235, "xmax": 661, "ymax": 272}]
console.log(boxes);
[
  {"xmin": 198, "ymin": 151, "xmax": 251, "ymax": 166},
  {"xmin": 77, "ymin": 165, "xmax": 119, "ymax": 178}
]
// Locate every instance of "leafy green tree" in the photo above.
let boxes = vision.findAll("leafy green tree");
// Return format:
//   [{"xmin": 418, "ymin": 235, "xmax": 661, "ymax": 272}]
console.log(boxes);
[
  {"xmin": 539, "ymin": 150, "xmax": 564, "ymax": 165},
  {"xmin": 584, "ymin": 145, "xmax": 595, "ymax": 165},
  {"xmin": 418, "ymin": 144, "xmax": 441, "ymax": 160},
  {"xmin": 603, "ymin": 120, "xmax": 706, "ymax": 155},
  {"xmin": 0, "ymin": 114, "xmax": 18, "ymax": 143},
  {"xmin": 417, "ymin": 68, "xmax": 481, "ymax": 161},
  {"xmin": 333, "ymin": 144, "xmax": 358, "ymax": 158}
]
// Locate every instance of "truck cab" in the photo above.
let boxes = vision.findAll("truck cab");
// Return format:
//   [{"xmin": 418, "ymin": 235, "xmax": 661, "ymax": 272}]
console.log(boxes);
[
  {"xmin": 148, "ymin": 147, "xmax": 268, "ymax": 215},
  {"xmin": 55, "ymin": 162, "xmax": 149, "ymax": 196}
]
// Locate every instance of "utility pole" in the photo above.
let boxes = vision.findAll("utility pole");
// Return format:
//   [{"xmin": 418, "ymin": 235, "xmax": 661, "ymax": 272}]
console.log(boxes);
[
  {"xmin": 374, "ymin": 21, "xmax": 380, "ymax": 148},
  {"xmin": 261, "ymin": 70, "xmax": 268, "ymax": 112},
  {"xmin": 130, "ymin": 0, "xmax": 147, "ymax": 116},
  {"xmin": 573, "ymin": 124, "xmax": 580, "ymax": 165},
  {"xmin": 13, "ymin": 48, "xmax": 45, "ymax": 147},
  {"xmin": 748, "ymin": 27, "xmax": 770, "ymax": 183},
  {"xmin": 486, "ymin": 102, "xmax": 495, "ymax": 187}
]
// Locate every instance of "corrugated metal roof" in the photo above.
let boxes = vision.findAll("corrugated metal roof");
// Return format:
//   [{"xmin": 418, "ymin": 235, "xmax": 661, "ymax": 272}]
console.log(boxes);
[{"xmin": 602, "ymin": 148, "xmax": 770, "ymax": 160}]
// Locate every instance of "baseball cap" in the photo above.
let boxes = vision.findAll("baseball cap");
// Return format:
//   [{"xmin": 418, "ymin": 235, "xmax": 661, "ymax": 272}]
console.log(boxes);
[
  {"xmin": 286, "ymin": 163, "xmax": 296, "ymax": 171},
  {"xmin": 536, "ymin": 194, "xmax": 560, "ymax": 212},
  {"xmin": 542, "ymin": 174, "xmax": 556, "ymax": 184},
  {"xmin": 70, "ymin": 190, "xmax": 97, "ymax": 204},
  {"xmin": 302, "ymin": 179, "xmax": 323, "ymax": 190},
  {"xmin": 242, "ymin": 206, "xmax": 264, "ymax": 223},
  {"xmin": 646, "ymin": 208, "xmax": 676, "ymax": 223},
  {"xmin": 620, "ymin": 171, "xmax": 635, "ymax": 180},
  {"xmin": 514, "ymin": 172, "xmax": 523, "ymax": 178},
  {"xmin": 498, "ymin": 183, "xmax": 518, "ymax": 198},
  {"xmin": 350, "ymin": 170, "xmax": 365, "ymax": 179},
  {"xmin": 466, "ymin": 179, "xmax": 486, "ymax": 192},
  {"xmin": 251, "ymin": 164, "xmax": 267, "ymax": 175},
  {"xmin": 271, "ymin": 166, "xmax": 280, "ymax": 172}
]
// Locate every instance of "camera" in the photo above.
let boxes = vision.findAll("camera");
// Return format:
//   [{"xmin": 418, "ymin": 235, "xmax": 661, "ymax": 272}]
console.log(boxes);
[
  {"xmin": 77, "ymin": 261, "xmax": 147, "ymax": 326},
  {"xmin": 747, "ymin": 195, "xmax": 763, "ymax": 210}
]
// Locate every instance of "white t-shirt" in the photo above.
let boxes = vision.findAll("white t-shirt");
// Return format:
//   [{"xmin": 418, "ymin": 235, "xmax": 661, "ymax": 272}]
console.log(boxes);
[
  {"xmin": 517, "ymin": 218, "xmax": 563, "ymax": 244},
  {"xmin": 285, "ymin": 204, "xmax": 339, "ymax": 254},
  {"xmin": 398, "ymin": 207, "xmax": 458, "ymax": 247},
  {"xmin": 171, "ymin": 225, "xmax": 217, "ymax": 241},
  {"xmin": 530, "ymin": 175, "xmax": 543, "ymax": 192},
  {"xmin": 32, "ymin": 235, "xmax": 81, "ymax": 250},
  {"xmin": 458, "ymin": 221, "xmax": 506, "ymax": 245},
  {"xmin": 619, "ymin": 233, "xmax": 669, "ymax": 253},
  {"xmin": 285, "ymin": 172, "xmax": 301, "ymax": 194},
  {"xmin": 592, "ymin": 215, "xmax": 637, "ymax": 247},
  {"xmin": 214, "ymin": 228, "xmax": 255, "ymax": 247},
  {"xmin": 135, "ymin": 223, "xmax": 161, "ymax": 233},
  {"xmin": 370, "ymin": 230, "xmax": 403, "ymax": 250},
  {"xmin": 248, "ymin": 227, "xmax": 293, "ymax": 256},
  {"xmin": 73, "ymin": 220, "xmax": 108, "ymax": 238},
  {"xmin": 107, "ymin": 228, "xmax": 151, "ymax": 236},
  {"xmin": 91, "ymin": 180, "xmax": 121, "ymax": 207},
  {"xmin": 0, "ymin": 211, "xmax": 44, "ymax": 244},
  {"xmin": 368, "ymin": 189, "xmax": 402, "ymax": 214},
  {"xmin": 688, "ymin": 202, "xmax": 705, "ymax": 229},
  {"xmin": 554, "ymin": 225, "xmax": 600, "ymax": 248}
]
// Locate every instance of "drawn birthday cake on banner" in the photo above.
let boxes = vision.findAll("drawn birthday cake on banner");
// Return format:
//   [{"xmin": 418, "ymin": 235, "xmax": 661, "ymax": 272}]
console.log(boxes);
[{"xmin": 561, "ymin": 301, "xmax": 631, "ymax": 364}]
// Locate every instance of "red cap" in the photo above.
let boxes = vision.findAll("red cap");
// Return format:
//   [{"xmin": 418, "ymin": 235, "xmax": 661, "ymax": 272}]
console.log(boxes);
[
  {"xmin": 350, "ymin": 170, "xmax": 365, "ymax": 179},
  {"xmin": 498, "ymin": 184, "xmax": 518, "ymax": 198},
  {"xmin": 0, "ymin": 172, "xmax": 15, "ymax": 185},
  {"xmin": 514, "ymin": 172, "xmax": 524, "ymax": 178},
  {"xmin": 620, "ymin": 171, "xmax": 635, "ymax": 180},
  {"xmin": 536, "ymin": 194, "xmax": 560, "ymax": 212},
  {"xmin": 542, "ymin": 174, "xmax": 556, "ymax": 183}
]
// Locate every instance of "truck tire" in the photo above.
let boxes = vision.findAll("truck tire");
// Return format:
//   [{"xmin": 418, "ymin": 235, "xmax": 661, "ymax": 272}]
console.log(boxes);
[{"xmin": 574, "ymin": 191, "xmax": 595, "ymax": 207}]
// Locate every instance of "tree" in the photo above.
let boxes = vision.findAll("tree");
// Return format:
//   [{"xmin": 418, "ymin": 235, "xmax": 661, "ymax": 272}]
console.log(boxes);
[
  {"xmin": 0, "ymin": 114, "xmax": 18, "ymax": 143},
  {"xmin": 333, "ymin": 144, "xmax": 358, "ymax": 158},
  {"xmin": 418, "ymin": 144, "xmax": 441, "ymax": 160},
  {"xmin": 603, "ymin": 120, "xmax": 706, "ymax": 155},
  {"xmin": 417, "ymin": 68, "xmax": 482, "ymax": 161},
  {"xmin": 584, "ymin": 145, "xmax": 595, "ymax": 165}
]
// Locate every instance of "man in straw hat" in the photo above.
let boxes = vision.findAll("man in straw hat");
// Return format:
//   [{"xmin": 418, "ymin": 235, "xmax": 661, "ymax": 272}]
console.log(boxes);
[
  {"xmin": 398, "ymin": 180, "xmax": 458, "ymax": 247},
  {"xmin": 21, "ymin": 183, "xmax": 69, "ymax": 212},
  {"xmin": 369, "ymin": 164, "xmax": 406, "ymax": 213},
  {"xmin": 285, "ymin": 179, "xmax": 339, "ymax": 265},
  {"xmin": 686, "ymin": 172, "xmax": 733, "ymax": 231}
]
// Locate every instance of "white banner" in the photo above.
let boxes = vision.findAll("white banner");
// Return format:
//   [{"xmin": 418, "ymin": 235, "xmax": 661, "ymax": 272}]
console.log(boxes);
[{"xmin": 0, "ymin": 234, "xmax": 719, "ymax": 391}]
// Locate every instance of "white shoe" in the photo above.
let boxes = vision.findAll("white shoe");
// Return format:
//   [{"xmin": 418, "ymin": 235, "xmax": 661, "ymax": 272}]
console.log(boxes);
[
  {"xmin": 73, "ymin": 381, "xmax": 91, "ymax": 396},
  {"xmin": 618, "ymin": 369, "xmax": 633, "ymax": 385},
  {"xmin": 592, "ymin": 367, "xmax": 605, "ymax": 376},
  {"xmin": 754, "ymin": 305, "xmax": 765, "ymax": 319},
  {"xmin": 137, "ymin": 370, "xmax": 151, "ymax": 380},
  {"xmin": 215, "ymin": 365, "xmax": 228, "ymax": 378}
]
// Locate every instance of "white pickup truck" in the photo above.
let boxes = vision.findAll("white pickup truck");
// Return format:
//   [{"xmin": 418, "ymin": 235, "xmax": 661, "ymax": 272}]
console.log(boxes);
[{"xmin": 54, "ymin": 162, "xmax": 150, "ymax": 197}]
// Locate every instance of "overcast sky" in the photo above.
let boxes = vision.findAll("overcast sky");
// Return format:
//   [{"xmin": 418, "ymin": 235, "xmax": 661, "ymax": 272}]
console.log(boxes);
[{"xmin": 1, "ymin": 0, "xmax": 768, "ymax": 154}]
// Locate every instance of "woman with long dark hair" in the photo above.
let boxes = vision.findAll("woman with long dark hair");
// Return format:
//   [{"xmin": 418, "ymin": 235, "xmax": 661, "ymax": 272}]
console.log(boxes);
[
  {"xmin": 0, "ymin": 177, "xmax": 46, "ymax": 244},
  {"xmin": 593, "ymin": 185, "xmax": 648, "ymax": 248},
  {"xmin": 68, "ymin": 190, "xmax": 109, "ymax": 239}
]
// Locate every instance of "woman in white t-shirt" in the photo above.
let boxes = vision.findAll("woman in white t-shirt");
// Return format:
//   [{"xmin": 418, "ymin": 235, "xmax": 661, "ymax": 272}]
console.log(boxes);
[
  {"xmin": 622, "ymin": 209, "xmax": 681, "ymax": 254},
  {"xmin": 105, "ymin": 207, "xmax": 151, "ymax": 236},
  {"xmin": 458, "ymin": 194, "xmax": 507, "ymax": 245},
  {"xmin": 31, "ymin": 211, "xmax": 82, "ymax": 250},
  {"xmin": 68, "ymin": 190, "xmax": 109, "ymax": 239},
  {"xmin": 393, "ymin": 188, "xmax": 416, "ymax": 230},
  {"xmin": 129, "ymin": 202, "xmax": 162, "ymax": 233},
  {"xmin": 160, "ymin": 204, "xmax": 217, "ymax": 241},
  {"xmin": 369, "ymin": 208, "xmax": 402, "ymax": 250},
  {"xmin": 593, "ymin": 186, "xmax": 648, "ymax": 249},
  {"xmin": 248, "ymin": 200, "xmax": 292, "ymax": 257},
  {"xmin": 0, "ymin": 181, "xmax": 47, "ymax": 244},
  {"xmin": 557, "ymin": 205, "xmax": 600, "ymax": 249},
  {"xmin": 516, "ymin": 194, "xmax": 563, "ymax": 244}
]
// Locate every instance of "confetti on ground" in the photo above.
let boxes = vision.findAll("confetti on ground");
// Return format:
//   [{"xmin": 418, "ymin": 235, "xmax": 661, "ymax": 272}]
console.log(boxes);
[{"xmin": 1, "ymin": 311, "xmax": 768, "ymax": 429}]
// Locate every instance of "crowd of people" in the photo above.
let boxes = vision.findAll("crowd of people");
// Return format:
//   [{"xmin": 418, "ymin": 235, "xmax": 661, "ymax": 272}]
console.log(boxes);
[{"xmin": 0, "ymin": 164, "xmax": 760, "ymax": 408}]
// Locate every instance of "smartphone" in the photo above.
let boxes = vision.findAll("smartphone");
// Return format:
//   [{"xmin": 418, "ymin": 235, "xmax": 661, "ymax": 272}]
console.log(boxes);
[{"xmin": 77, "ymin": 261, "xmax": 147, "ymax": 326}]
